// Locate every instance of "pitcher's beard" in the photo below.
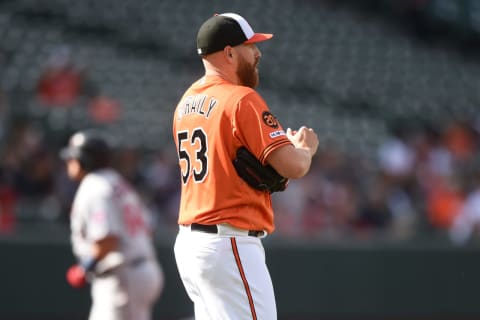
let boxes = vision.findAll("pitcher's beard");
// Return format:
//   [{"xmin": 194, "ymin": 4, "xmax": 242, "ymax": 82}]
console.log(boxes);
[{"xmin": 237, "ymin": 57, "xmax": 259, "ymax": 88}]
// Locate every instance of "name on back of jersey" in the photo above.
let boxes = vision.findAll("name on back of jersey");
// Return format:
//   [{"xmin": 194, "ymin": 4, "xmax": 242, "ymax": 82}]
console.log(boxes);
[{"xmin": 177, "ymin": 94, "xmax": 217, "ymax": 120}]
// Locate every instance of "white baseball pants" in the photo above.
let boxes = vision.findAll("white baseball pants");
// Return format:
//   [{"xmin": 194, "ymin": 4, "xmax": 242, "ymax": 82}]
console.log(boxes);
[{"xmin": 174, "ymin": 224, "xmax": 277, "ymax": 320}]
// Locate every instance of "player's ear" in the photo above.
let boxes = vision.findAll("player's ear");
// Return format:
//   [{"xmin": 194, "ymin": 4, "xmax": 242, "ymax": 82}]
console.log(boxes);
[{"xmin": 224, "ymin": 46, "xmax": 234, "ymax": 61}]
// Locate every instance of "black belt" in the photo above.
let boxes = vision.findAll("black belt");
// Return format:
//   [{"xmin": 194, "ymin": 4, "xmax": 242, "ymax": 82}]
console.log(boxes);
[{"xmin": 190, "ymin": 223, "xmax": 265, "ymax": 237}]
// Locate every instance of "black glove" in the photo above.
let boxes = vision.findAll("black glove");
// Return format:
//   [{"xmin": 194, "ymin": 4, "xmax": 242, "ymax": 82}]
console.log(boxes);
[{"xmin": 233, "ymin": 147, "xmax": 288, "ymax": 193}]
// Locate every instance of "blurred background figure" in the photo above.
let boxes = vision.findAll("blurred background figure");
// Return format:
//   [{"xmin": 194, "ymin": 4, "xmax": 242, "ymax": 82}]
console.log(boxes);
[
  {"xmin": 61, "ymin": 130, "xmax": 164, "ymax": 320},
  {"xmin": 36, "ymin": 45, "xmax": 121, "ymax": 125},
  {"xmin": 449, "ymin": 163, "xmax": 480, "ymax": 245},
  {"xmin": 36, "ymin": 45, "xmax": 91, "ymax": 108}
]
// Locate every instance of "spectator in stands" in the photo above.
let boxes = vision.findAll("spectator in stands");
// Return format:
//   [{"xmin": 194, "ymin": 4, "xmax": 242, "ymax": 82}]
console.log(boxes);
[
  {"xmin": 0, "ymin": 91, "xmax": 16, "ymax": 232},
  {"xmin": 36, "ymin": 45, "xmax": 98, "ymax": 108},
  {"xmin": 1, "ymin": 119, "xmax": 62, "ymax": 222},
  {"xmin": 36, "ymin": 45, "xmax": 122, "ymax": 126},
  {"xmin": 357, "ymin": 172, "xmax": 394, "ymax": 231},
  {"xmin": 377, "ymin": 119, "xmax": 416, "ymax": 183},
  {"xmin": 305, "ymin": 147, "xmax": 360, "ymax": 238},
  {"xmin": 0, "ymin": 168, "xmax": 16, "ymax": 233},
  {"xmin": 1, "ymin": 119, "xmax": 44, "ymax": 186},
  {"xmin": 442, "ymin": 118, "xmax": 476, "ymax": 163},
  {"xmin": 14, "ymin": 146, "xmax": 56, "ymax": 198},
  {"xmin": 272, "ymin": 145, "xmax": 363, "ymax": 239},
  {"xmin": 271, "ymin": 178, "xmax": 309, "ymax": 237},
  {"xmin": 87, "ymin": 95, "xmax": 121, "ymax": 124},
  {"xmin": 113, "ymin": 146, "xmax": 144, "ymax": 187},
  {"xmin": 411, "ymin": 121, "xmax": 461, "ymax": 230},
  {"xmin": 449, "ymin": 166, "xmax": 480, "ymax": 245},
  {"xmin": 142, "ymin": 150, "xmax": 180, "ymax": 227},
  {"xmin": 373, "ymin": 119, "xmax": 418, "ymax": 235}
]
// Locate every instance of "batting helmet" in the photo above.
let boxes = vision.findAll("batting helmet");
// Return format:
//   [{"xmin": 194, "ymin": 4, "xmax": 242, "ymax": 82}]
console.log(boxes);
[{"xmin": 60, "ymin": 130, "xmax": 111, "ymax": 171}]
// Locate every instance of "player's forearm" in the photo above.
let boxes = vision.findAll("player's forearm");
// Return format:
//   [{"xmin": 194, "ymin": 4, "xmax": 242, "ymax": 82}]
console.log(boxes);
[
  {"xmin": 282, "ymin": 148, "xmax": 312, "ymax": 178},
  {"xmin": 91, "ymin": 235, "xmax": 119, "ymax": 260},
  {"xmin": 267, "ymin": 146, "xmax": 313, "ymax": 179}
]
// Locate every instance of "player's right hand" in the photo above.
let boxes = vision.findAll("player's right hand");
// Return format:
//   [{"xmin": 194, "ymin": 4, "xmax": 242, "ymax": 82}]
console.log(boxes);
[{"xmin": 66, "ymin": 264, "xmax": 87, "ymax": 288}]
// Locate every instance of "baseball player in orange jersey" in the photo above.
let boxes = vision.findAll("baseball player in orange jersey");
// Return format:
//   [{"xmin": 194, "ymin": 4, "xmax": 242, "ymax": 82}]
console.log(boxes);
[{"xmin": 173, "ymin": 13, "xmax": 319, "ymax": 319}]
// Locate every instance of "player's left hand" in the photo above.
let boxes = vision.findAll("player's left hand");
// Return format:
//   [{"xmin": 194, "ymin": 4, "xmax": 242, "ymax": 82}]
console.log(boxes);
[
  {"xmin": 66, "ymin": 264, "xmax": 87, "ymax": 288},
  {"xmin": 286, "ymin": 126, "xmax": 319, "ymax": 157}
]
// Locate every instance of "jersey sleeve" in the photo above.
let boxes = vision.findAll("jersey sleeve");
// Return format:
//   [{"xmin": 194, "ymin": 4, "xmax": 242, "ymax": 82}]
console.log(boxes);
[{"xmin": 233, "ymin": 91, "xmax": 292, "ymax": 165}]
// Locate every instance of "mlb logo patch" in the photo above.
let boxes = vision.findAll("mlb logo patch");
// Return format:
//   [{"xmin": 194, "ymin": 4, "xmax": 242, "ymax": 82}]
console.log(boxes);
[{"xmin": 269, "ymin": 130, "xmax": 286, "ymax": 138}]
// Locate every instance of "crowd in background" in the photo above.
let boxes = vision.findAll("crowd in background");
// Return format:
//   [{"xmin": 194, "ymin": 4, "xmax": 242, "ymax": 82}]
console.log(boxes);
[
  {"xmin": 1, "ymin": 91, "xmax": 480, "ymax": 245},
  {"xmin": 273, "ymin": 115, "xmax": 480, "ymax": 242},
  {"xmin": 1, "ymin": 0, "xmax": 480, "ymax": 244},
  {"xmin": 1, "ymin": 42, "xmax": 480, "ymax": 244}
]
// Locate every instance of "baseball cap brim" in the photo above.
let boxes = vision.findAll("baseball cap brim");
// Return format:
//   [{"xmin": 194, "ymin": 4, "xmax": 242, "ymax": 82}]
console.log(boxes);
[{"xmin": 245, "ymin": 33, "xmax": 273, "ymax": 44}]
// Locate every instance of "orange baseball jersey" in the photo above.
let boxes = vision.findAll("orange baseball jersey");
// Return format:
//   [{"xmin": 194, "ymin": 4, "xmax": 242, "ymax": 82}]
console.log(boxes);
[{"xmin": 172, "ymin": 75, "xmax": 292, "ymax": 233}]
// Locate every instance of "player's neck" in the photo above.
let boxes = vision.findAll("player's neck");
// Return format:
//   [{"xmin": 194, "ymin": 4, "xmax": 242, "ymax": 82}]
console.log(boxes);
[
  {"xmin": 205, "ymin": 70, "xmax": 232, "ymax": 82},
  {"xmin": 203, "ymin": 60, "xmax": 238, "ymax": 85}
]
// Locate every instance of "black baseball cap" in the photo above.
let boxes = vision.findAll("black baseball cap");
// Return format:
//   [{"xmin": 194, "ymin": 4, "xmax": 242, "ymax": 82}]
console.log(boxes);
[
  {"xmin": 59, "ymin": 130, "xmax": 109, "ymax": 161},
  {"xmin": 196, "ymin": 13, "xmax": 273, "ymax": 55}
]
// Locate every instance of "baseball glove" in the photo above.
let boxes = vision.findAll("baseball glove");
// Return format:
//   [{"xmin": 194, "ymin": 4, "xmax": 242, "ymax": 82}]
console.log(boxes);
[{"xmin": 233, "ymin": 147, "xmax": 288, "ymax": 193}]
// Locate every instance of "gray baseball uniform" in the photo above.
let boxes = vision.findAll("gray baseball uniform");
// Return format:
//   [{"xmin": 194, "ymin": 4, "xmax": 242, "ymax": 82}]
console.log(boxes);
[{"xmin": 70, "ymin": 168, "xmax": 164, "ymax": 320}]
